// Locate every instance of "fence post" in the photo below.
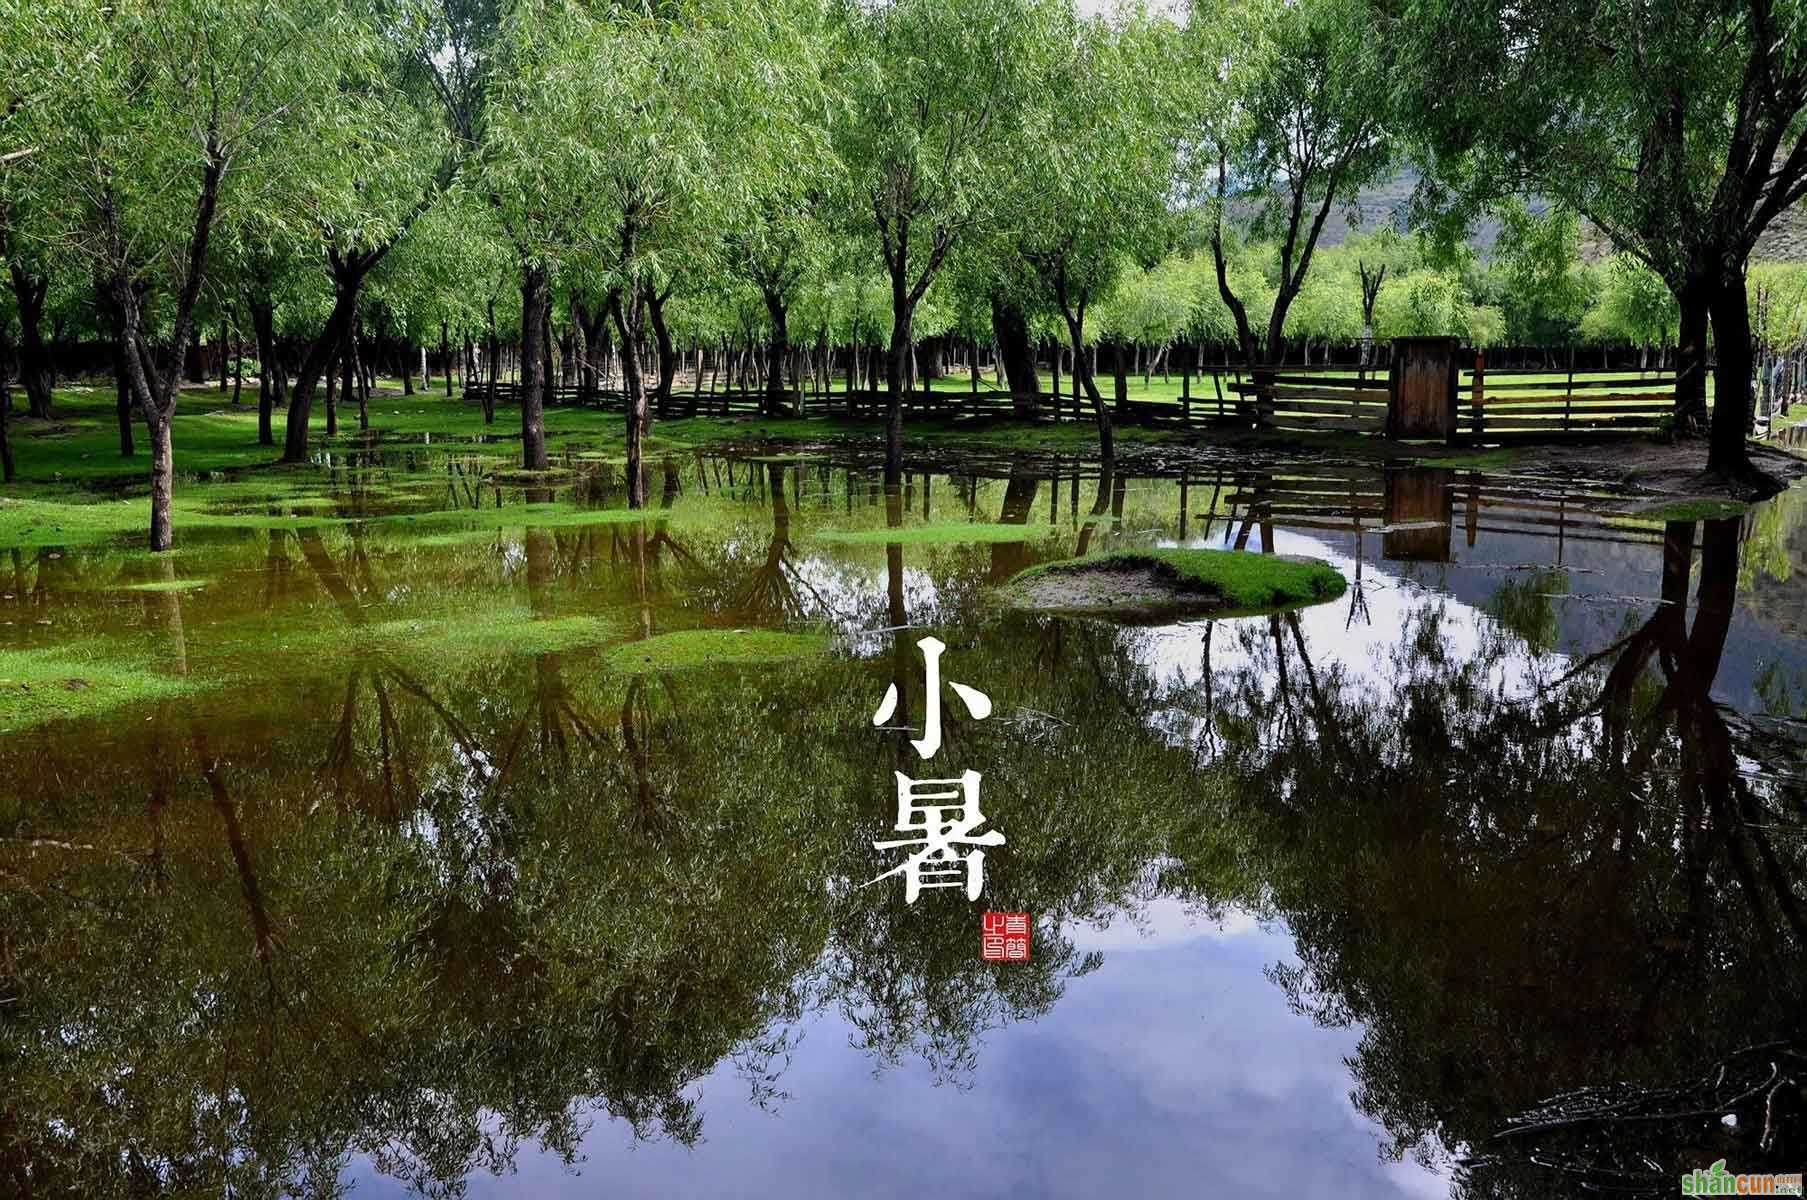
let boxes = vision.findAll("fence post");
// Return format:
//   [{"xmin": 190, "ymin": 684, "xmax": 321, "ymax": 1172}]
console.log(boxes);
[
  {"xmin": 1181, "ymin": 358, "xmax": 1191, "ymax": 426},
  {"xmin": 1564, "ymin": 346, "xmax": 1575, "ymax": 432},
  {"xmin": 1253, "ymin": 367, "xmax": 1274, "ymax": 429},
  {"xmin": 1471, "ymin": 351, "xmax": 1485, "ymax": 442}
]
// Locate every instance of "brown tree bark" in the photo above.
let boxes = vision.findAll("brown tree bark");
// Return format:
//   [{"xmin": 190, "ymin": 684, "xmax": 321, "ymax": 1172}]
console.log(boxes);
[
  {"xmin": 518, "ymin": 261, "xmax": 550, "ymax": 470},
  {"xmin": 249, "ymin": 297, "xmax": 277, "ymax": 446},
  {"xmin": 608, "ymin": 281, "xmax": 649, "ymax": 507},
  {"xmin": 7, "ymin": 264, "xmax": 52, "ymax": 418},
  {"xmin": 646, "ymin": 284, "xmax": 677, "ymax": 423},
  {"xmin": 990, "ymin": 293, "xmax": 1039, "ymax": 419},
  {"xmin": 1707, "ymin": 267, "xmax": 1756, "ymax": 479},
  {"xmin": 760, "ymin": 285, "xmax": 790, "ymax": 417}
]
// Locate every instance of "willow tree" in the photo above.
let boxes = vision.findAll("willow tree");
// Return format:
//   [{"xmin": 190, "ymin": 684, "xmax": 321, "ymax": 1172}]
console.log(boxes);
[
  {"xmin": 1394, "ymin": 0, "xmax": 1807, "ymax": 481},
  {"xmin": 277, "ymin": 0, "xmax": 492, "ymax": 465},
  {"xmin": 829, "ymin": 0, "xmax": 1054, "ymax": 482},
  {"xmin": 6, "ymin": 0, "xmax": 361, "ymax": 549},
  {"xmin": 489, "ymin": 0, "xmax": 813, "ymax": 498},
  {"xmin": 1010, "ymin": 3, "xmax": 1181, "ymax": 459},
  {"xmin": 1182, "ymin": 0, "xmax": 1394, "ymax": 370}
]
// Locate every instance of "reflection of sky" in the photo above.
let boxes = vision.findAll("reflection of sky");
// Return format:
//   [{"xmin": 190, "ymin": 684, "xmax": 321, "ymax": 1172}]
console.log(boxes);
[
  {"xmin": 348, "ymin": 907, "xmax": 1444, "ymax": 1199},
  {"xmin": 347, "ymin": 475, "xmax": 1805, "ymax": 1200}
]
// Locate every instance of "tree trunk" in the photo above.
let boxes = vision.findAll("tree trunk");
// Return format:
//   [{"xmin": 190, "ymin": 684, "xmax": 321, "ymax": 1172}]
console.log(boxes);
[
  {"xmin": 1055, "ymin": 276, "xmax": 1113, "ymax": 460},
  {"xmin": 249, "ymin": 300, "xmax": 273, "ymax": 446},
  {"xmin": 886, "ymin": 299, "xmax": 911, "ymax": 488},
  {"xmin": 147, "ymin": 412, "xmax": 174, "ymax": 552},
  {"xmin": 99, "ymin": 285, "xmax": 138, "ymax": 457},
  {"xmin": 990, "ymin": 293, "xmax": 1039, "ymax": 419},
  {"xmin": 325, "ymin": 344, "xmax": 339, "ymax": 439},
  {"xmin": 1674, "ymin": 276, "xmax": 1712, "ymax": 425},
  {"xmin": 281, "ymin": 263, "xmax": 370, "ymax": 463},
  {"xmin": 9, "ymin": 268, "xmax": 52, "ymax": 418},
  {"xmin": 1112, "ymin": 340, "xmax": 1129, "ymax": 414},
  {"xmin": 608, "ymin": 285, "xmax": 649, "ymax": 507},
  {"xmin": 1707, "ymin": 268, "xmax": 1755, "ymax": 478},
  {"xmin": 401, "ymin": 339, "xmax": 415, "ymax": 394},
  {"xmin": 348, "ymin": 327, "xmax": 368, "ymax": 431},
  {"xmin": 518, "ymin": 262, "xmax": 550, "ymax": 470},
  {"xmin": 762, "ymin": 286, "xmax": 790, "ymax": 417},
  {"xmin": 647, "ymin": 286, "xmax": 677, "ymax": 424}
]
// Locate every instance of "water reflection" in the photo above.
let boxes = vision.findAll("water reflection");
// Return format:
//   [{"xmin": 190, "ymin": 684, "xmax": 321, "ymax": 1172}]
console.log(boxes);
[{"xmin": 1, "ymin": 447, "xmax": 1804, "ymax": 1198}]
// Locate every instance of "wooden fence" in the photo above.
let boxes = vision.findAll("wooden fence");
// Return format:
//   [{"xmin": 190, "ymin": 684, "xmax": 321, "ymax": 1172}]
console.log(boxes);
[
  {"xmin": 1223, "ymin": 365, "xmax": 1680, "ymax": 442},
  {"xmin": 471, "ymin": 358, "xmax": 1691, "ymax": 446},
  {"xmin": 1455, "ymin": 365, "xmax": 1677, "ymax": 442},
  {"xmin": 466, "ymin": 380, "xmax": 1049, "ymax": 421},
  {"xmin": 1225, "ymin": 372, "xmax": 1389, "ymax": 434},
  {"xmin": 461, "ymin": 379, "xmax": 1235, "ymax": 427}
]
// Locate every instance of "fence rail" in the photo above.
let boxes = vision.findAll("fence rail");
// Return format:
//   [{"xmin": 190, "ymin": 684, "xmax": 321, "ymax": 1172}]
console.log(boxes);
[
  {"xmin": 469, "ymin": 359, "xmax": 1700, "ymax": 446},
  {"xmin": 1458, "ymin": 367, "xmax": 1676, "ymax": 441}
]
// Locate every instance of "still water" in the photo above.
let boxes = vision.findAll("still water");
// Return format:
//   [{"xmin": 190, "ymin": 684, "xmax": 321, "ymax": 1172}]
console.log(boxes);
[{"xmin": 2, "ymin": 440, "xmax": 1803, "ymax": 1198}]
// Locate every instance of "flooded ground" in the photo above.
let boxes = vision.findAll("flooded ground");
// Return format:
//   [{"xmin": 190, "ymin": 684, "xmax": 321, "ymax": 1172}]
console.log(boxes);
[{"xmin": 3, "ymin": 434, "xmax": 1804, "ymax": 1198}]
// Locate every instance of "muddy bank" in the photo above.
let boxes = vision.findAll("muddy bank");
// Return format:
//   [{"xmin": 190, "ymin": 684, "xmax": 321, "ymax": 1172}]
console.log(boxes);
[{"xmin": 1507, "ymin": 439, "xmax": 1807, "ymax": 501}]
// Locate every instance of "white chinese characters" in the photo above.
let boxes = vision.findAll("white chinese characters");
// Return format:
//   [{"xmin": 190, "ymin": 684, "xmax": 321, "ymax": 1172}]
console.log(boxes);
[{"xmin": 866, "ymin": 637, "xmax": 1004, "ymax": 904}]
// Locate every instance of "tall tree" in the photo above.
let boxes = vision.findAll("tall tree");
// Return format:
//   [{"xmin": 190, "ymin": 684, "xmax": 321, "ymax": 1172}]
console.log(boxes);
[
  {"xmin": 829, "ymin": 0, "xmax": 1053, "ymax": 482},
  {"xmin": 1009, "ymin": 4, "xmax": 1180, "ymax": 458},
  {"xmin": 1394, "ymin": 0, "xmax": 1807, "ymax": 481},
  {"xmin": 11, "ymin": 0, "xmax": 355, "ymax": 549},
  {"xmin": 278, "ymin": 0, "xmax": 493, "ymax": 465},
  {"xmin": 1183, "ymin": 0, "xmax": 1394, "ymax": 369}
]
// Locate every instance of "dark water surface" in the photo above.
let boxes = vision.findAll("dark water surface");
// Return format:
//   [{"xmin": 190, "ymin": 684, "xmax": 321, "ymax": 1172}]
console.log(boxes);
[{"xmin": 3, "ymin": 440, "xmax": 1804, "ymax": 1198}]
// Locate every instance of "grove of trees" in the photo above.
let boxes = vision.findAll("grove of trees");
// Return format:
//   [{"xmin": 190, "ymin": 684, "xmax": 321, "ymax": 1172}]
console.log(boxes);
[{"xmin": 2, "ymin": 0, "xmax": 1805, "ymax": 547}]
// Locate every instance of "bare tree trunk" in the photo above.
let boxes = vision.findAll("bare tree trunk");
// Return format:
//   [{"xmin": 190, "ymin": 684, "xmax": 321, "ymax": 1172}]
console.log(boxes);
[
  {"xmin": 519, "ymin": 261, "xmax": 550, "ymax": 470},
  {"xmin": 8, "ymin": 266, "xmax": 52, "ymax": 418},
  {"xmin": 991, "ymin": 293, "xmax": 1039, "ymax": 419},
  {"xmin": 1707, "ymin": 268, "xmax": 1756, "ymax": 479}
]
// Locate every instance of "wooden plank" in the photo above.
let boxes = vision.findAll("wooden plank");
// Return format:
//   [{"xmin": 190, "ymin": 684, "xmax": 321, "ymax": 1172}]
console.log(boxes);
[
  {"xmin": 1267, "ymin": 415, "xmax": 1386, "ymax": 432},
  {"xmin": 1471, "ymin": 396, "xmax": 1673, "ymax": 413},
  {"xmin": 1473, "ymin": 377, "xmax": 1675, "ymax": 392},
  {"xmin": 1266, "ymin": 398, "xmax": 1390, "ymax": 416},
  {"xmin": 1264, "ymin": 385, "xmax": 1391, "ymax": 403}
]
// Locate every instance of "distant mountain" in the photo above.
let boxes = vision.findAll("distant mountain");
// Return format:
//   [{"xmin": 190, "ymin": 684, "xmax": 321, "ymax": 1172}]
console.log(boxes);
[{"xmin": 1314, "ymin": 169, "xmax": 1807, "ymax": 262}]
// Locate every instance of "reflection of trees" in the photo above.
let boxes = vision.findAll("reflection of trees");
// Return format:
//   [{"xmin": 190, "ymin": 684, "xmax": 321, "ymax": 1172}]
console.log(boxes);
[
  {"xmin": 1182, "ymin": 516, "xmax": 1807, "ymax": 1195},
  {"xmin": 0, "ymin": 540, "xmax": 1211, "ymax": 1196}
]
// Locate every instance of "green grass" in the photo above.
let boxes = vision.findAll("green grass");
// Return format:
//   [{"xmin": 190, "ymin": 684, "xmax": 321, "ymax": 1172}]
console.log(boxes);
[
  {"xmin": 1607, "ymin": 497, "xmax": 1752, "ymax": 528},
  {"xmin": 601, "ymin": 628, "xmax": 832, "ymax": 673},
  {"xmin": 357, "ymin": 611, "xmax": 629, "ymax": 659},
  {"xmin": 0, "ymin": 643, "xmax": 197, "ymax": 733},
  {"xmin": 1412, "ymin": 448, "xmax": 1523, "ymax": 470},
  {"xmin": 814, "ymin": 522, "xmax": 1061, "ymax": 546},
  {"xmin": 121, "ymin": 577, "xmax": 210, "ymax": 593},
  {"xmin": 1007, "ymin": 547, "xmax": 1347, "ymax": 614}
]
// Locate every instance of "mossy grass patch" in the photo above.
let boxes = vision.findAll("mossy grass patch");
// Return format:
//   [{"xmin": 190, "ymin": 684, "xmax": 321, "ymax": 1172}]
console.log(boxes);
[
  {"xmin": 601, "ymin": 627, "xmax": 830, "ymax": 673},
  {"xmin": 0, "ymin": 645, "xmax": 196, "ymax": 733},
  {"xmin": 1004, "ymin": 548, "xmax": 1346, "ymax": 620},
  {"xmin": 121, "ymin": 577, "xmax": 210, "ymax": 593},
  {"xmin": 1607, "ymin": 497, "xmax": 1751, "ymax": 528}
]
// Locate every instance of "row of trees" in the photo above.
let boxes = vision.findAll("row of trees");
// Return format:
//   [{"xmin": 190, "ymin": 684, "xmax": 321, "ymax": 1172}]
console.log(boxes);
[{"xmin": 2, "ymin": 0, "xmax": 1805, "ymax": 547}]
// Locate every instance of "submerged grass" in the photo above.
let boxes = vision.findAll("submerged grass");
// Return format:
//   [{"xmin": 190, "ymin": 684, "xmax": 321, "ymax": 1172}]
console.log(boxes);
[
  {"xmin": 0, "ymin": 643, "xmax": 197, "ymax": 733},
  {"xmin": 601, "ymin": 628, "xmax": 831, "ymax": 673}
]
